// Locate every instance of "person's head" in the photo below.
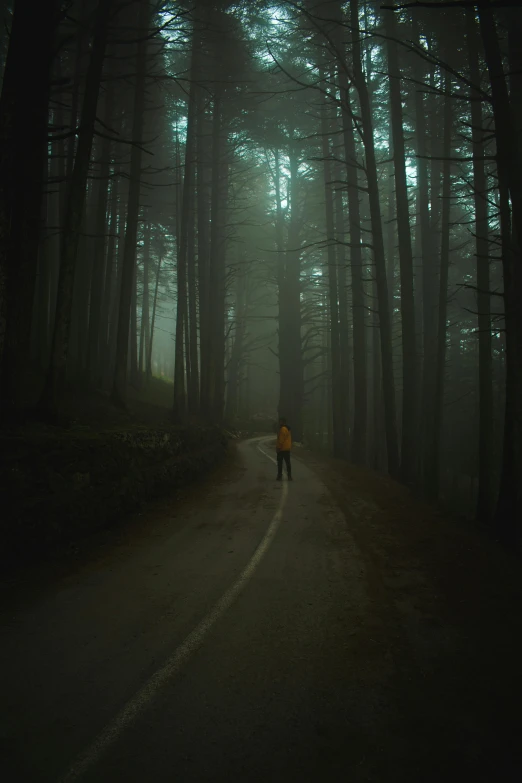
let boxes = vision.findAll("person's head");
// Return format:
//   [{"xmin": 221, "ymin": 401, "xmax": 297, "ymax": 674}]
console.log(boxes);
[{"xmin": 279, "ymin": 417, "xmax": 286, "ymax": 427}]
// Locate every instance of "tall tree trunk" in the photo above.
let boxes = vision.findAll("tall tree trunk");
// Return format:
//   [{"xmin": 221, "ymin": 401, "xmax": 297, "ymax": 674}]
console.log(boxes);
[
  {"xmin": 433, "ymin": 72, "xmax": 452, "ymax": 504},
  {"xmin": 41, "ymin": 0, "xmax": 113, "ymax": 414},
  {"xmin": 339, "ymin": 69, "xmax": 366, "ymax": 464},
  {"xmin": 147, "ymin": 252, "xmax": 162, "ymax": 383},
  {"xmin": 212, "ymin": 158, "xmax": 228, "ymax": 423},
  {"xmin": 197, "ymin": 93, "xmax": 211, "ymax": 416},
  {"xmin": 187, "ymin": 164, "xmax": 199, "ymax": 414},
  {"xmin": 386, "ymin": 126, "xmax": 396, "ymax": 318},
  {"xmin": 35, "ymin": 248, "xmax": 52, "ymax": 372},
  {"xmin": 129, "ymin": 235, "xmax": 139, "ymax": 387},
  {"xmin": 111, "ymin": 1, "xmax": 147, "ymax": 408},
  {"xmin": 507, "ymin": 8, "xmax": 522, "ymax": 152},
  {"xmin": 274, "ymin": 146, "xmax": 289, "ymax": 432},
  {"xmin": 46, "ymin": 95, "xmax": 63, "ymax": 355},
  {"xmin": 372, "ymin": 276, "xmax": 385, "ymax": 471},
  {"xmin": 326, "ymin": 295, "xmax": 333, "ymax": 451},
  {"xmin": 0, "ymin": 0, "xmax": 61, "ymax": 410},
  {"xmin": 386, "ymin": 11, "xmax": 417, "ymax": 484},
  {"xmin": 351, "ymin": 0, "xmax": 398, "ymax": 475},
  {"xmin": 105, "ymin": 195, "xmax": 125, "ymax": 389},
  {"xmin": 415, "ymin": 23, "xmax": 439, "ymax": 498},
  {"xmin": 225, "ymin": 270, "xmax": 247, "ymax": 421},
  {"xmin": 100, "ymin": 167, "xmax": 119, "ymax": 381},
  {"xmin": 239, "ymin": 355, "xmax": 250, "ymax": 421},
  {"xmin": 207, "ymin": 99, "xmax": 221, "ymax": 421},
  {"xmin": 35, "ymin": 149, "xmax": 54, "ymax": 371},
  {"xmin": 50, "ymin": 61, "xmax": 67, "ymax": 344},
  {"xmin": 61, "ymin": 31, "xmax": 84, "ymax": 225},
  {"xmin": 273, "ymin": 146, "xmax": 285, "ymax": 426},
  {"xmin": 75, "ymin": 223, "xmax": 92, "ymax": 381},
  {"xmin": 139, "ymin": 219, "xmax": 151, "ymax": 378},
  {"xmin": 184, "ymin": 303, "xmax": 191, "ymax": 399},
  {"xmin": 321, "ymin": 87, "xmax": 343, "ymax": 458},
  {"xmin": 334, "ymin": 155, "xmax": 351, "ymax": 455},
  {"xmin": 495, "ymin": 170, "xmax": 520, "ymax": 542},
  {"xmin": 478, "ymin": 6, "xmax": 522, "ymax": 542},
  {"xmin": 87, "ymin": 86, "xmax": 112, "ymax": 387},
  {"xmin": 467, "ymin": 13, "xmax": 493, "ymax": 524},
  {"xmin": 173, "ymin": 37, "xmax": 198, "ymax": 420},
  {"xmin": 207, "ymin": 93, "xmax": 228, "ymax": 423},
  {"xmin": 278, "ymin": 142, "xmax": 304, "ymax": 441},
  {"xmin": 429, "ymin": 66, "xmax": 442, "ymax": 248}
]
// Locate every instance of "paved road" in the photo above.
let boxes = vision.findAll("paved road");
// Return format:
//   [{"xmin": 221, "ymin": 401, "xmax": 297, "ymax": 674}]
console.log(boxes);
[{"xmin": 2, "ymin": 438, "xmax": 378, "ymax": 782}]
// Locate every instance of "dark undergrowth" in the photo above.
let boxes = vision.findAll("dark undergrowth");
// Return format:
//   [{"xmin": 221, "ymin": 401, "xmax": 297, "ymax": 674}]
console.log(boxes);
[
  {"xmin": 295, "ymin": 444, "xmax": 522, "ymax": 780},
  {"xmin": 1, "ymin": 377, "xmax": 228, "ymax": 571}
]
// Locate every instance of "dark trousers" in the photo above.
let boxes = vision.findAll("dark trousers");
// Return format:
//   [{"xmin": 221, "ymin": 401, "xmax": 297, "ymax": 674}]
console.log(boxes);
[{"xmin": 277, "ymin": 450, "xmax": 292, "ymax": 478}]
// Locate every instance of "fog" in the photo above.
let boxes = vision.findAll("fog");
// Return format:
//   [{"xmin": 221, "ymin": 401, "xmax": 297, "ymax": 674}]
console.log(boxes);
[{"xmin": 0, "ymin": 0, "xmax": 521, "ymax": 536}]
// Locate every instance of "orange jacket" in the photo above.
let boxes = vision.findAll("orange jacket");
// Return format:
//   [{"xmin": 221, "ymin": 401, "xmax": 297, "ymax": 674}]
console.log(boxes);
[{"xmin": 277, "ymin": 425, "xmax": 292, "ymax": 451}]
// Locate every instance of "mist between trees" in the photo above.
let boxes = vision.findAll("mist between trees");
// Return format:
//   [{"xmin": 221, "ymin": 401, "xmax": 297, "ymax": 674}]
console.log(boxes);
[{"xmin": 0, "ymin": 0, "xmax": 520, "ymax": 541}]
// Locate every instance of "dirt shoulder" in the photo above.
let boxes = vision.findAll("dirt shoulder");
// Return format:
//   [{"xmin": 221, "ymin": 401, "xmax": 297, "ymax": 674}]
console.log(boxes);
[{"xmin": 294, "ymin": 444, "xmax": 522, "ymax": 781}]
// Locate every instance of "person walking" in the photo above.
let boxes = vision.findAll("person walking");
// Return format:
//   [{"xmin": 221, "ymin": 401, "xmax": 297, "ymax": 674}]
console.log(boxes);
[{"xmin": 276, "ymin": 417, "xmax": 292, "ymax": 481}]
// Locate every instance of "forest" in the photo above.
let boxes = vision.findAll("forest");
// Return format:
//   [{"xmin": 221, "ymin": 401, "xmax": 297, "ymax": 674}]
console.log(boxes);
[{"xmin": 0, "ymin": 0, "xmax": 520, "ymax": 541}]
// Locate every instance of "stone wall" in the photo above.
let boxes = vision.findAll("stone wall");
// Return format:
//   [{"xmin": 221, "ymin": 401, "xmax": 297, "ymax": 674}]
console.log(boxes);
[{"xmin": 1, "ymin": 424, "xmax": 228, "ymax": 566}]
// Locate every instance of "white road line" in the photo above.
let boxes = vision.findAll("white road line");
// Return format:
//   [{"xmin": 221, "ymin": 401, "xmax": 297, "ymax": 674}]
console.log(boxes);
[
  {"xmin": 257, "ymin": 443, "xmax": 277, "ymax": 465},
  {"xmin": 59, "ymin": 442, "xmax": 287, "ymax": 782}
]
